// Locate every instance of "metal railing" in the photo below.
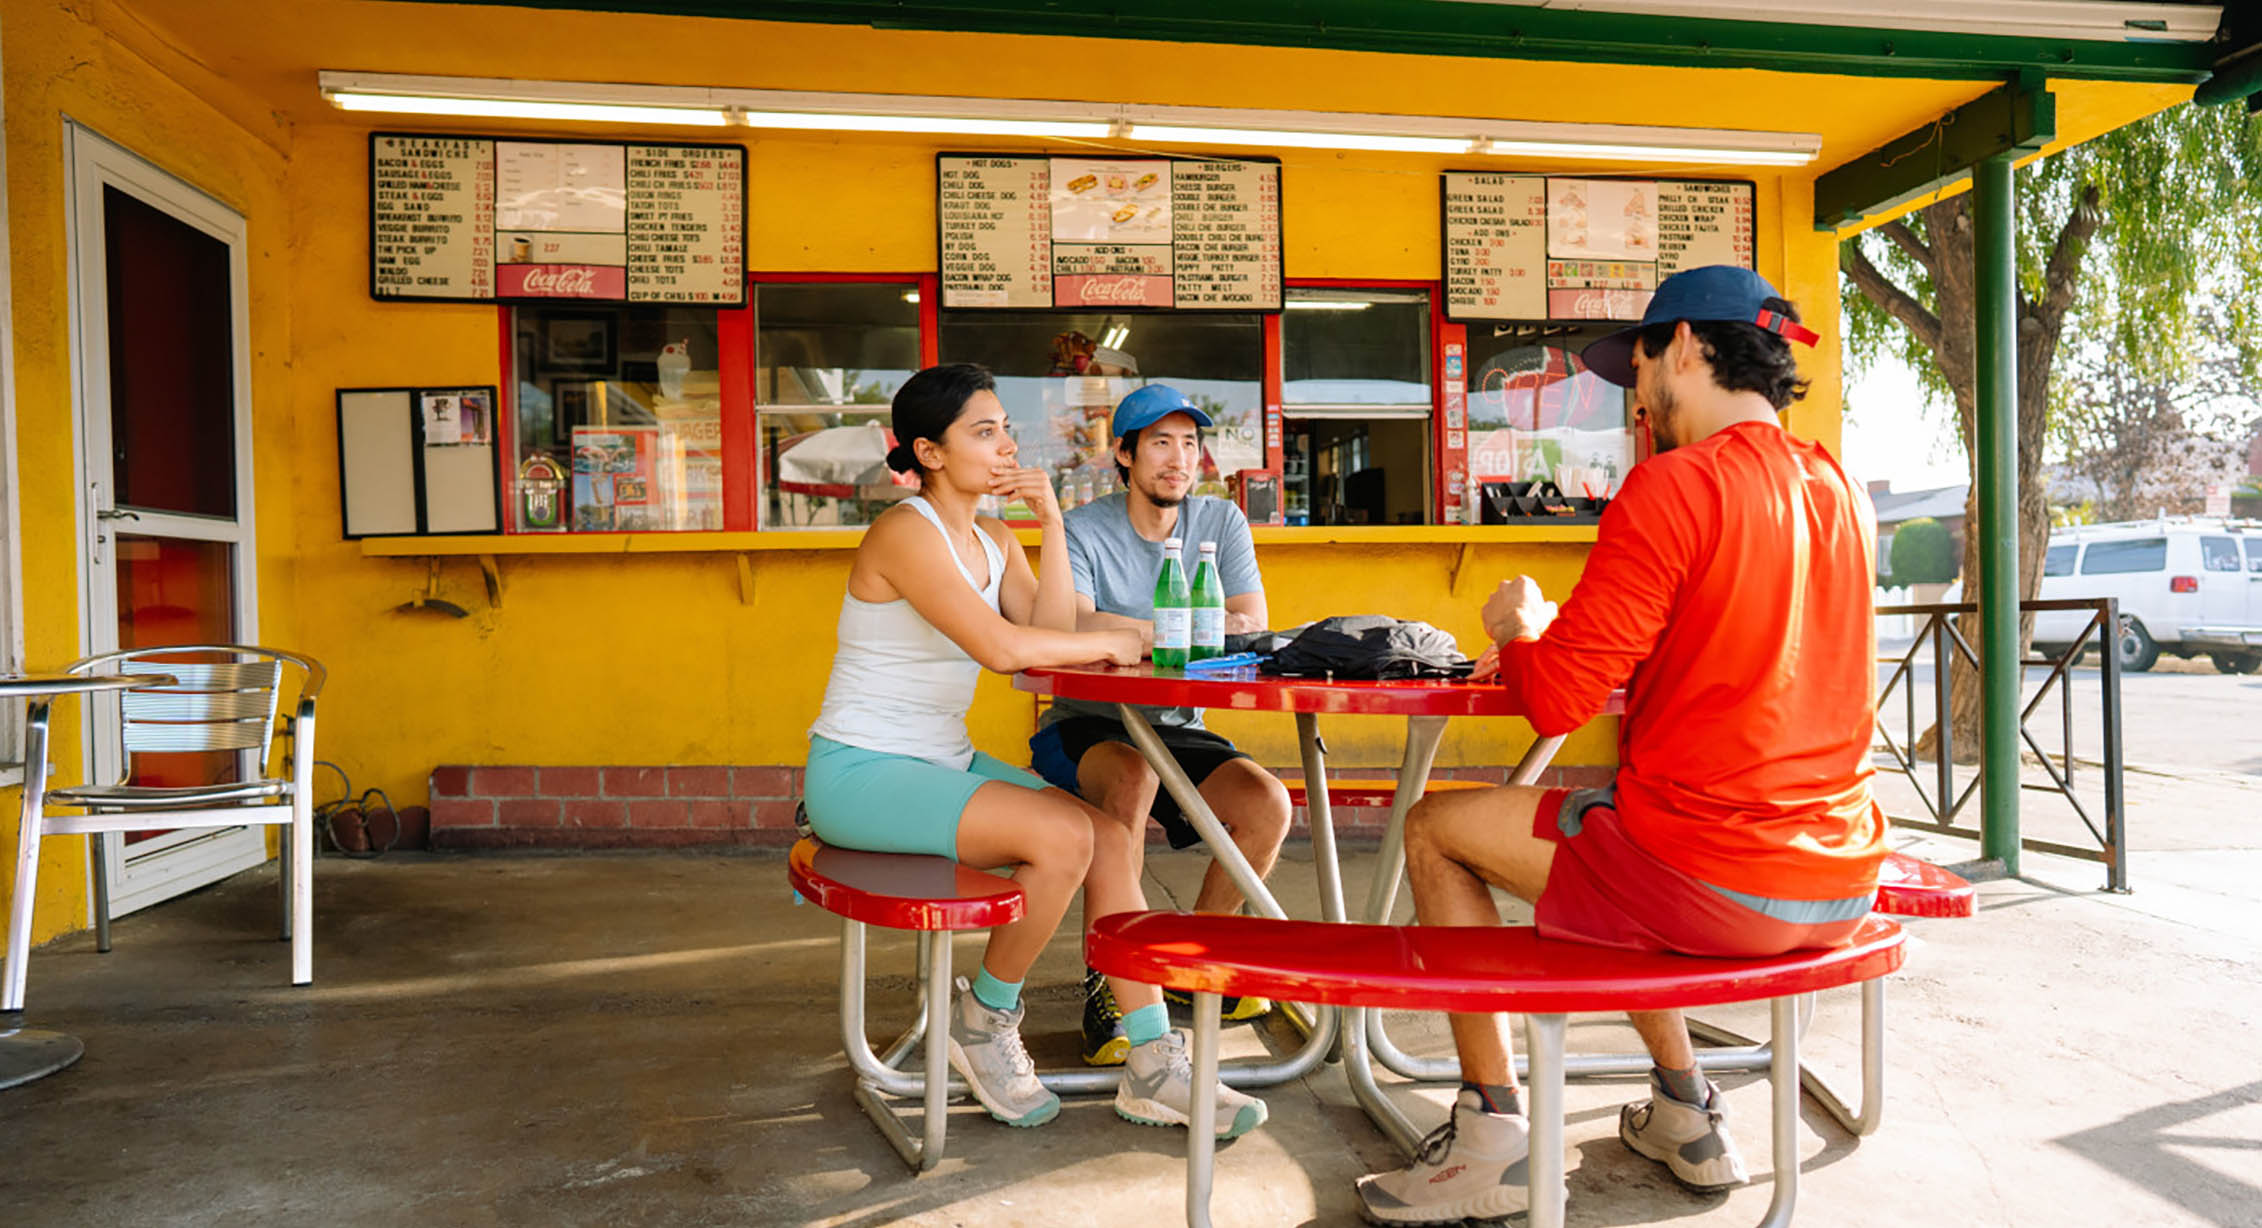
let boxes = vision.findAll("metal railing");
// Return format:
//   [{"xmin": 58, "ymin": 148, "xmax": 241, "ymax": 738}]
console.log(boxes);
[{"xmin": 1874, "ymin": 598, "xmax": 2128, "ymax": 891}]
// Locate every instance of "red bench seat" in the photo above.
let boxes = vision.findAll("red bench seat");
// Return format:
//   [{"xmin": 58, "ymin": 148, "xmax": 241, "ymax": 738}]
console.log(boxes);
[
  {"xmin": 1089, "ymin": 911, "xmax": 1906, "ymax": 1228},
  {"xmin": 1282, "ymin": 777, "xmax": 1487, "ymax": 810},
  {"xmin": 1874, "ymin": 849, "xmax": 1976, "ymax": 918}
]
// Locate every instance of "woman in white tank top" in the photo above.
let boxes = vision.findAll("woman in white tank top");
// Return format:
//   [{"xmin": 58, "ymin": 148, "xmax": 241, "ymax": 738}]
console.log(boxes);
[{"xmin": 803, "ymin": 365, "xmax": 1264, "ymax": 1138}]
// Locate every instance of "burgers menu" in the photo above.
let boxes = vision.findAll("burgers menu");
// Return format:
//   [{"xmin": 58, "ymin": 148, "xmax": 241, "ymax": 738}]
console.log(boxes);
[
  {"xmin": 1442, "ymin": 173, "xmax": 1753, "ymax": 323},
  {"xmin": 938, "ymin": 154, "xmax": 1281, "ymax": 311},
  {"xmin": 370, "ymin": 134, "xmax": 744, "ymax": 306}
]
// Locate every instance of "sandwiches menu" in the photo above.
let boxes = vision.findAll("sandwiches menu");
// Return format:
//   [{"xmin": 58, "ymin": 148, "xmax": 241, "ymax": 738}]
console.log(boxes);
[{"xmin": 1443, "ymin": 173, "xmax": 1754, "ymax": 322}]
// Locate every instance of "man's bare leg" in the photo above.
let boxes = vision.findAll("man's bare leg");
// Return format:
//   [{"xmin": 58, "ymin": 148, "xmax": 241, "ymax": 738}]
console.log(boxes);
[{"xmin": 1189, "ymin": 758, "xmax": 1290, "ymax": 915}]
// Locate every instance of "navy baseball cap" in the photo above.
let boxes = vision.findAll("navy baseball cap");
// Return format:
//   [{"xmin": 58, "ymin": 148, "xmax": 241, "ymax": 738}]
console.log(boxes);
[
  {"xmin": 1579, "ymin": 265, "xmax": 1819, "ymax": 388},
  {"xmin": 1111, "ymin": 384, "xmax": 1213, "ymax": 437}
]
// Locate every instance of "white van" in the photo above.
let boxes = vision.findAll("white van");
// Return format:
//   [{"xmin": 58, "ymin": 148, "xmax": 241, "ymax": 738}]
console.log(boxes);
[{"xmin": 2029, "ymin": 518, "xmax": 2262, "ymax": 673}]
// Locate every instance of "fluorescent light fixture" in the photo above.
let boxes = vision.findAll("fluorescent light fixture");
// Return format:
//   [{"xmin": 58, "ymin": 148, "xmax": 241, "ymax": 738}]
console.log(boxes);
[
  {"xmin": 327, "ymin": 91, "xmax": 728, "ymax": 127},
  {"xmin": 1100, "ymin": 325, "xmax": 1131, "ymax": 349},
  {"xmin": 902, "ymin": 290, "xmax": 922, "ymax": 303},
  {"xmin": 741, "ymin": 111, "xmax": 1112, "ymax": 139},
  {"xmin": 1131, "ymin": 125, "xmax": 1469, "ymax": 155},
  {"xmin": 318, "ymin": 72, "xmax": 1821, "ymax": 167},
  {"xmin": 1287, "ymin": 299, "xmax": 1373, "ymax": 311}
]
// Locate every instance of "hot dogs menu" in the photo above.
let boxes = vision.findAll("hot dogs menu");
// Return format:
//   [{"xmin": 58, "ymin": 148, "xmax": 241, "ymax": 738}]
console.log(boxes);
[
  {"xmin": 370, "ymin": 134, "xmax": 743, "ymax": 306},
  {"xmin": 1443, "ymin": 173, "xmax": 1753, "ymax": 323},
  {"xmin": 939, "ymin": 154, "xmax": 1281, "ymax": 311}
]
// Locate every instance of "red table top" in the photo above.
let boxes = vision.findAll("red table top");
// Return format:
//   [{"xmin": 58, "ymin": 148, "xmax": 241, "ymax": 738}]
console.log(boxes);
[{"xmin": 1017, "ymin": 662, "xmax": 1624, "ymax": 719}]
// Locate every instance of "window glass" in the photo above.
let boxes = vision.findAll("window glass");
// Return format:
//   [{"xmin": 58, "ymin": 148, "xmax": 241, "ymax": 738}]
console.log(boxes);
[
  {"xmin": 2079, "ymin": 538, "xmax": 2168, "ymax": 574},
  {"xmin": 2043, "ymin": 544, "xmax": 2077, "ymax": 577},
  {"xmin": 756, "ymin": 282, "xmax": 922, "ymax": 529},
  {"xmin": 937, "ymin": 311, "xmax": 1264, "ymax": 514},
  {"xmin": 1463, "ymin": 322, "xmax": 1632, "ymax": 499},
  {"xmin": 2247, "ymin": 537, "xmax": 2262, "ymax": 574},
  {"xmin": 513, "ymin": 305, "xmax": 721, "ymax": 532},
  {"xmin": 2201, "ymin": 535, "xmax": 2242, "ymax": 572},
  {"xmin": 1283, "ymin": 288, "xmax": 1431, "ymax": 406}
]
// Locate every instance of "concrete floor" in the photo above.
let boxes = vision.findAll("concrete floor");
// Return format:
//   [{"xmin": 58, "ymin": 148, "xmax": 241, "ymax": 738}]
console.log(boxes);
[{"xmin": 2, "ymin": 781, "xmax": 2257, "ymax": 1227}]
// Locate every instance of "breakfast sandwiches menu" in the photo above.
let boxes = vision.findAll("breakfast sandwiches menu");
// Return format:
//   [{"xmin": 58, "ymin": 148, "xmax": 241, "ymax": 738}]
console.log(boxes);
[
  {"xmin": 1443, "ymin": 173, "xmax": 1754, "ymax": 322},
  {"xmin": 939, "ymin": 154, "xmax": 1281, "ymax": 311},
  {"xmin": 371, "ymin": 133, "xmax": 744, "ymax": 306}
]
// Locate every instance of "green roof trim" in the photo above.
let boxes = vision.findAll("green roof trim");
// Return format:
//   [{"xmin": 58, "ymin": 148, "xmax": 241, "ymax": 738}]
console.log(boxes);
[
  {"xmin": 1814, "ymin": 81, "xmax": 2058, "ymax": 231},
  {"xmin": 424, "ymin": 1, "xmax": 2222, "ymax": 84}
]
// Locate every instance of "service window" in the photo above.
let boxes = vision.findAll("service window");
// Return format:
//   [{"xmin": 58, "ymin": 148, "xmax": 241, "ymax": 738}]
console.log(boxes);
[
  {"xmin": 936, "ymin": 310, "xmax": 1264, "ymax": 516},
  {"xmin": 2080, "ymin": 538, "xmax": 2168, "ymax": 574},
  {"xmin": 2043, "ymin": 544, "xmax": 2078, "ymax": 577},
  {"xmin": 2201, "ymin": 535, "xmax": 2242, "ymax": 572},
  {"xmin": 755, "ymin": 282, "xmax": 923, "ymax": 529},
  {"xmin": 512, "ymin": 305, "xmax": 723, "ymax": 532},
  {"xmin": 1277, "ymin": 288, "xmax": 1432, "ymax": 526},
  {"xmin": 1462, "ymin": 322, "xmax": 1633, "ymax": 501}
]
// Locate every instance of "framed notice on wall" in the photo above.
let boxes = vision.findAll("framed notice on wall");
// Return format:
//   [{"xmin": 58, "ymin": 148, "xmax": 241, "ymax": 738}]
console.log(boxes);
[
  {"xmin": 937, "ymin": 153, "xmax": 1282, "ymax": 311},
  {"xmin": 369, "ymin": 133, "xmax": 744, "ymax": 306},
  {"xmin": 336, "ymin": 385, "xmax": 503, "ymax": 538},
  {"xmin": 1441, "ymin": 173, "xmax": 1754, "ymax": 323}
]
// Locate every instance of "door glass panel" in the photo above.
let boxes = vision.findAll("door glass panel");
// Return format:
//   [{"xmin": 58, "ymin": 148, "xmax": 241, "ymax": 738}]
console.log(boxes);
[
  {"xmin": 115, "ymin": 534, "xmax": 239, "ymax": 843},
  {"xmin": 104, "ymin": 186, "xmax": 236, "ymax": 518}
]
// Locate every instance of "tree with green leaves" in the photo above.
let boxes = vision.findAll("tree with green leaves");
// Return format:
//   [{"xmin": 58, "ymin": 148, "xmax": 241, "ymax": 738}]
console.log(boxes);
[{"xmin": 1840, "ymin": 100, "xmax": 2262, "ymax": 756}]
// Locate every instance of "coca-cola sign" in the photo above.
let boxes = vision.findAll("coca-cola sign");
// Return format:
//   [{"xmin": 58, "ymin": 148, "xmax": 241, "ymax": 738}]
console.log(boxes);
[
  {"xmin": 1056, "ymin": 274, "xmax": 1170, "ymax": 308},
  {"xmin": 498, "ymin": 263, "xmax": 627, "ymax": 301}
]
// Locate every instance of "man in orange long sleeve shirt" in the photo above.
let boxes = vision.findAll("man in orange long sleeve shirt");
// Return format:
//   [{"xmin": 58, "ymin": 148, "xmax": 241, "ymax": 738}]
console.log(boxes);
[{"xmin": 1358, "ymin": 266, "xmax": 1887, "ymax": 1226}]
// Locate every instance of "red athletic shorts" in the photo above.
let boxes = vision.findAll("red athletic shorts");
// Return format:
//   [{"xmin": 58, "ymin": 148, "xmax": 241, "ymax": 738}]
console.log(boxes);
[{"xmin": 1532, "ymin": 788, "xmax": 1865, "ymax": 958}]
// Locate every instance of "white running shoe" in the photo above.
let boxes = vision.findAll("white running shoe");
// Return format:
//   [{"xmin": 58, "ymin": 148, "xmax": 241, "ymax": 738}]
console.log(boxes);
[
  {"xmin": 1355, "ymin": 1090, "xmax": 1531, "ymax": 1225},
  {"xmin": 1114, "ymin": 1030, "xmax": 1268, "ymax": 1139},
  {"xmin": 1618, "ymin": 1070, "xmax": 1751, "ymax": 1192},
  {"xmin": 945, "ymin": 977, "xmax": 1059, "ymax": 1128}
]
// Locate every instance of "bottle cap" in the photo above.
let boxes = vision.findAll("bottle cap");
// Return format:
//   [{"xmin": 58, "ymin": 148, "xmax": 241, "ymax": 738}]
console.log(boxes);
[
  {"xmin": 1164, "ymin": 537, "xmax": 1182, "ymax": 550},
  {"xmin": 1199, "ymin": 540, "xmax": 1217, "ymax": 553}
]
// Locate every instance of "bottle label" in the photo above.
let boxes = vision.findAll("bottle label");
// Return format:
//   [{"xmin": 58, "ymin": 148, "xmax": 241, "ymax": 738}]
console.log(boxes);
[
  {"xmin": 1191, "ymin": 606, "xmax": 1224, "ymax": 649},
  {"xmin": 1154, "ymin": 607, "xmax": 1191, "ymax": 650}
]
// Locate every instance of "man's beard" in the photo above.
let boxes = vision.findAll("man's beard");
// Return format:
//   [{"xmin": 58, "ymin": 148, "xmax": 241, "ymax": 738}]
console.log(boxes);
[
  {"xmin": 1140, "ymin": 477, "xmax": 1186, "ymax": 508},
  {"xmin": 1646, "ymin": 383, "xmax": 1681, "ymax": 453}
]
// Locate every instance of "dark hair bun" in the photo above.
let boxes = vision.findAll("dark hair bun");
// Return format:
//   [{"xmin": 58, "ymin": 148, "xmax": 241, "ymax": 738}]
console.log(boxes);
[{"xmin": 884, "ymin": 441, "xmax": 917, "ymax": 474}]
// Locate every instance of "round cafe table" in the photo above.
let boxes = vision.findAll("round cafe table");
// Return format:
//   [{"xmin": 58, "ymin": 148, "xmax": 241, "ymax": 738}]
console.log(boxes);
[
  {"xmin": 1, "ymin": 671, "xmax": 175, "ymax": 1090},
  {"xmin": 1016, "ymin": 660, "xmax": 1625, "ymax": 1152}
]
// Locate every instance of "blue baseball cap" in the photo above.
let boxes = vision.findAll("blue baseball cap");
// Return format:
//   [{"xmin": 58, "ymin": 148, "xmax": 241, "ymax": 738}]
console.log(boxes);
[
  {"xmin": 1579, "ymin": 265, "xmax": 1818, "ymax": 388},
  {"xmin": 1111, "ymin": 384, "xmax": 1213, "ymax": 438}
]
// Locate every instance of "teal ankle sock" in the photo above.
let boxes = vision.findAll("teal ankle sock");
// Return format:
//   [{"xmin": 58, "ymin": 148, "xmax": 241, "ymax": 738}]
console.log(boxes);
[
  {"xmin": 971, "ymin": 968, "xmax": 1021, "ymax": 1011},
  {"xmin": 1123, "ymin": 1003, "xmax": 1170, "ymax": 1047}
]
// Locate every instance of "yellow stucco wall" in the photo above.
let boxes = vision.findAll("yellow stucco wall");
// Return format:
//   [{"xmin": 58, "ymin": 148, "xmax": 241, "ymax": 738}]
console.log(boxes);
[
  {"xmin": 3, "ymin": 1, "xmax": 2193, "ymax": 944},
  {"xmin": 3, "ymin": 1, "xmax": 300, "ymax": 943}
]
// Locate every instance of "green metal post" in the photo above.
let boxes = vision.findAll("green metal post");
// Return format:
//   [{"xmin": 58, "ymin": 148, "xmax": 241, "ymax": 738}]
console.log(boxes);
[{"xmin": 1973, "ymin": 154, "xmax": 2021, "ymax": 872}]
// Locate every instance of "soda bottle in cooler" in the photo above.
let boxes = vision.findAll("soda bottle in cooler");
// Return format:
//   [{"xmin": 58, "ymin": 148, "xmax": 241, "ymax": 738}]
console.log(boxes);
[
  {"xmin": 1189, "ymin": 541, "xmax": 1226, "ymax": 661},
  {"xmin": 1151, "ymin": 538, "xmax": 1191, "ymax": 670}
]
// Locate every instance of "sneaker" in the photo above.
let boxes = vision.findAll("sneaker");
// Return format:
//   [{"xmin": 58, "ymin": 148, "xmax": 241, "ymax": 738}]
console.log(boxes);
[
  {"xmin": 1355, "ymin": 1090, "xmax": 1530, "ymax": 1225},
  {"xmin": 945, "ymin": 977, "xmax": 1059, "ymax": 1128},
  {"xmin": 1618, "ymin": 1071, "xmax": 1750, "ymax": 1193},
  {"xmin": 1164, "ymin": 985, "xmax": 1275, "ymax": 1021},
  {"xmin": 1114, "ymin": 1030, "xmax": 1268, "ymax": 1139},
  {"xmin": 1082, "ymin": 967, "xmax": 1129, "ymax": 1067}
]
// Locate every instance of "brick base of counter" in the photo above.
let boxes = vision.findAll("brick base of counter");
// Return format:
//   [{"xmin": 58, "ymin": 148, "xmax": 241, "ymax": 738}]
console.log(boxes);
[{"xmin": 426, "ymin": 762, "xmax": 1614, "ymax": 850}]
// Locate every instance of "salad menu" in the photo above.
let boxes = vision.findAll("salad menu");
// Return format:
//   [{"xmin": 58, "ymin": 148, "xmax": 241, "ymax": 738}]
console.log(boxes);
[
  {"xmin": 371, "ymin": 133, "xmax": 743, "ymax": 306},
  {"xmin": 1443, "ymin": 173, "xmax": 1753, "ymax": 322},
  {"xmin": 939, "ymin": 154, "xmax": 1281, "ymax": 311}
]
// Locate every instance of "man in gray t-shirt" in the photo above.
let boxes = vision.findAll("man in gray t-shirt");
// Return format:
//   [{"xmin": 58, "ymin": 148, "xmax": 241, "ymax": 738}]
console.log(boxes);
[{"xmin": 1027, "ymin": 384, "xmax": 1293, "ymax": 1064}]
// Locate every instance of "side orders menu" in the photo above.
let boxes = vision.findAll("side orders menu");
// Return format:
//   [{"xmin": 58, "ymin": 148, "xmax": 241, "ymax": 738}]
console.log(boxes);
[
  {"xmin": 371, "ymin": 134, "xmax": 744, "ymax": 306},
  {"xmin": 938, "ymin": 154, "xmax": 1282, "ymax": 311},
  {"xmin": 1442, "ymin": 173, "xmax": 1752, "ymax": 323}
]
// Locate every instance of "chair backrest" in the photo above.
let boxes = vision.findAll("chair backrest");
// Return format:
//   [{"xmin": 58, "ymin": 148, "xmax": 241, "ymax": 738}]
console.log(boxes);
[{"xmin": 69, "ymin": 645, "xmax": 317, "ymax": 765}]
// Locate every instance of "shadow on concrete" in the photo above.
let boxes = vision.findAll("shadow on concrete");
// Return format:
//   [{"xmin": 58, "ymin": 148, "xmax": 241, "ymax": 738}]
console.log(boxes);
[{"xmin": 2054, "ymin": 1081, "xmax": 2262, "ymax": 1228}]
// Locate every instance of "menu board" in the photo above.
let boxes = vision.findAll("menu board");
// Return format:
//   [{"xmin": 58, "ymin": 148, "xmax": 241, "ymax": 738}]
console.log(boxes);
[
  {"xmin": 370, "ymin": 133, "xmax": 743, "ymax": 306},
  {"xmin": 938, "ymin": 154, "xmax": 1281, "ymax": 311},
  {"xmin": 1442, "ymin": 173, "xmax": 1753, "ymax": 323}
]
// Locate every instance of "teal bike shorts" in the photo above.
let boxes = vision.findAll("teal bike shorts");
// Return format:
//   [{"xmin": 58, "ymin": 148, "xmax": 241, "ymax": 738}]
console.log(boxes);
[{"xmin": 803, "ymin": 735, "xmax": 1050, "ymax": 861}]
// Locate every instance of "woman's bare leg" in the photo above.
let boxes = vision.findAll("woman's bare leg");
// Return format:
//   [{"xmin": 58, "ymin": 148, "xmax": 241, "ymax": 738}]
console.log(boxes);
[{"xmin": 953, "ymin": 781, "xmax": 1095, "ymax": 982}]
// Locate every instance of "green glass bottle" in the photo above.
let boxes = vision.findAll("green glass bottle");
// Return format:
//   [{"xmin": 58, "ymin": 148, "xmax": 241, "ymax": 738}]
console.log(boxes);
[
  {"xmin": 1152, "ymin": 537, "xmax": 1191, "ymax": 670},
  {"xmin": 1189, "ymin": 540, "xmax": 1225, "ymax": 662}
]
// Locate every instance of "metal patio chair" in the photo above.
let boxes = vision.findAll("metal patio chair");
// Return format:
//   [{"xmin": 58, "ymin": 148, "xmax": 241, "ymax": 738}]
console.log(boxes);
[{"xmin": 3, "ymin": 645, "xmax": 326, "ymax": 1011}]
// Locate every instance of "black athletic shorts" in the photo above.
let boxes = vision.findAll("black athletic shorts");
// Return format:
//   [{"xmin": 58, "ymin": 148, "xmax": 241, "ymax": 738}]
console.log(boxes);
[{"xmin": 1028, "ymin": 716, "xmax": 1252, "ymax": 850}]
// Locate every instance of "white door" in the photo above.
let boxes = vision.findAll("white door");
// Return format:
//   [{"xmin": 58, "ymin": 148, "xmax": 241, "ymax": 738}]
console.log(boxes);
[
  {"xmin": 2246, "ymin": 538, "xmax": 2262, "ymax": 631},
  {"xmin": 2198, "ymin": 534, "xmax": 2245, "ymax": 630},
  {"xmin": 67, "ymin": 124, "xmax": 266, "ymax": 918}
]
